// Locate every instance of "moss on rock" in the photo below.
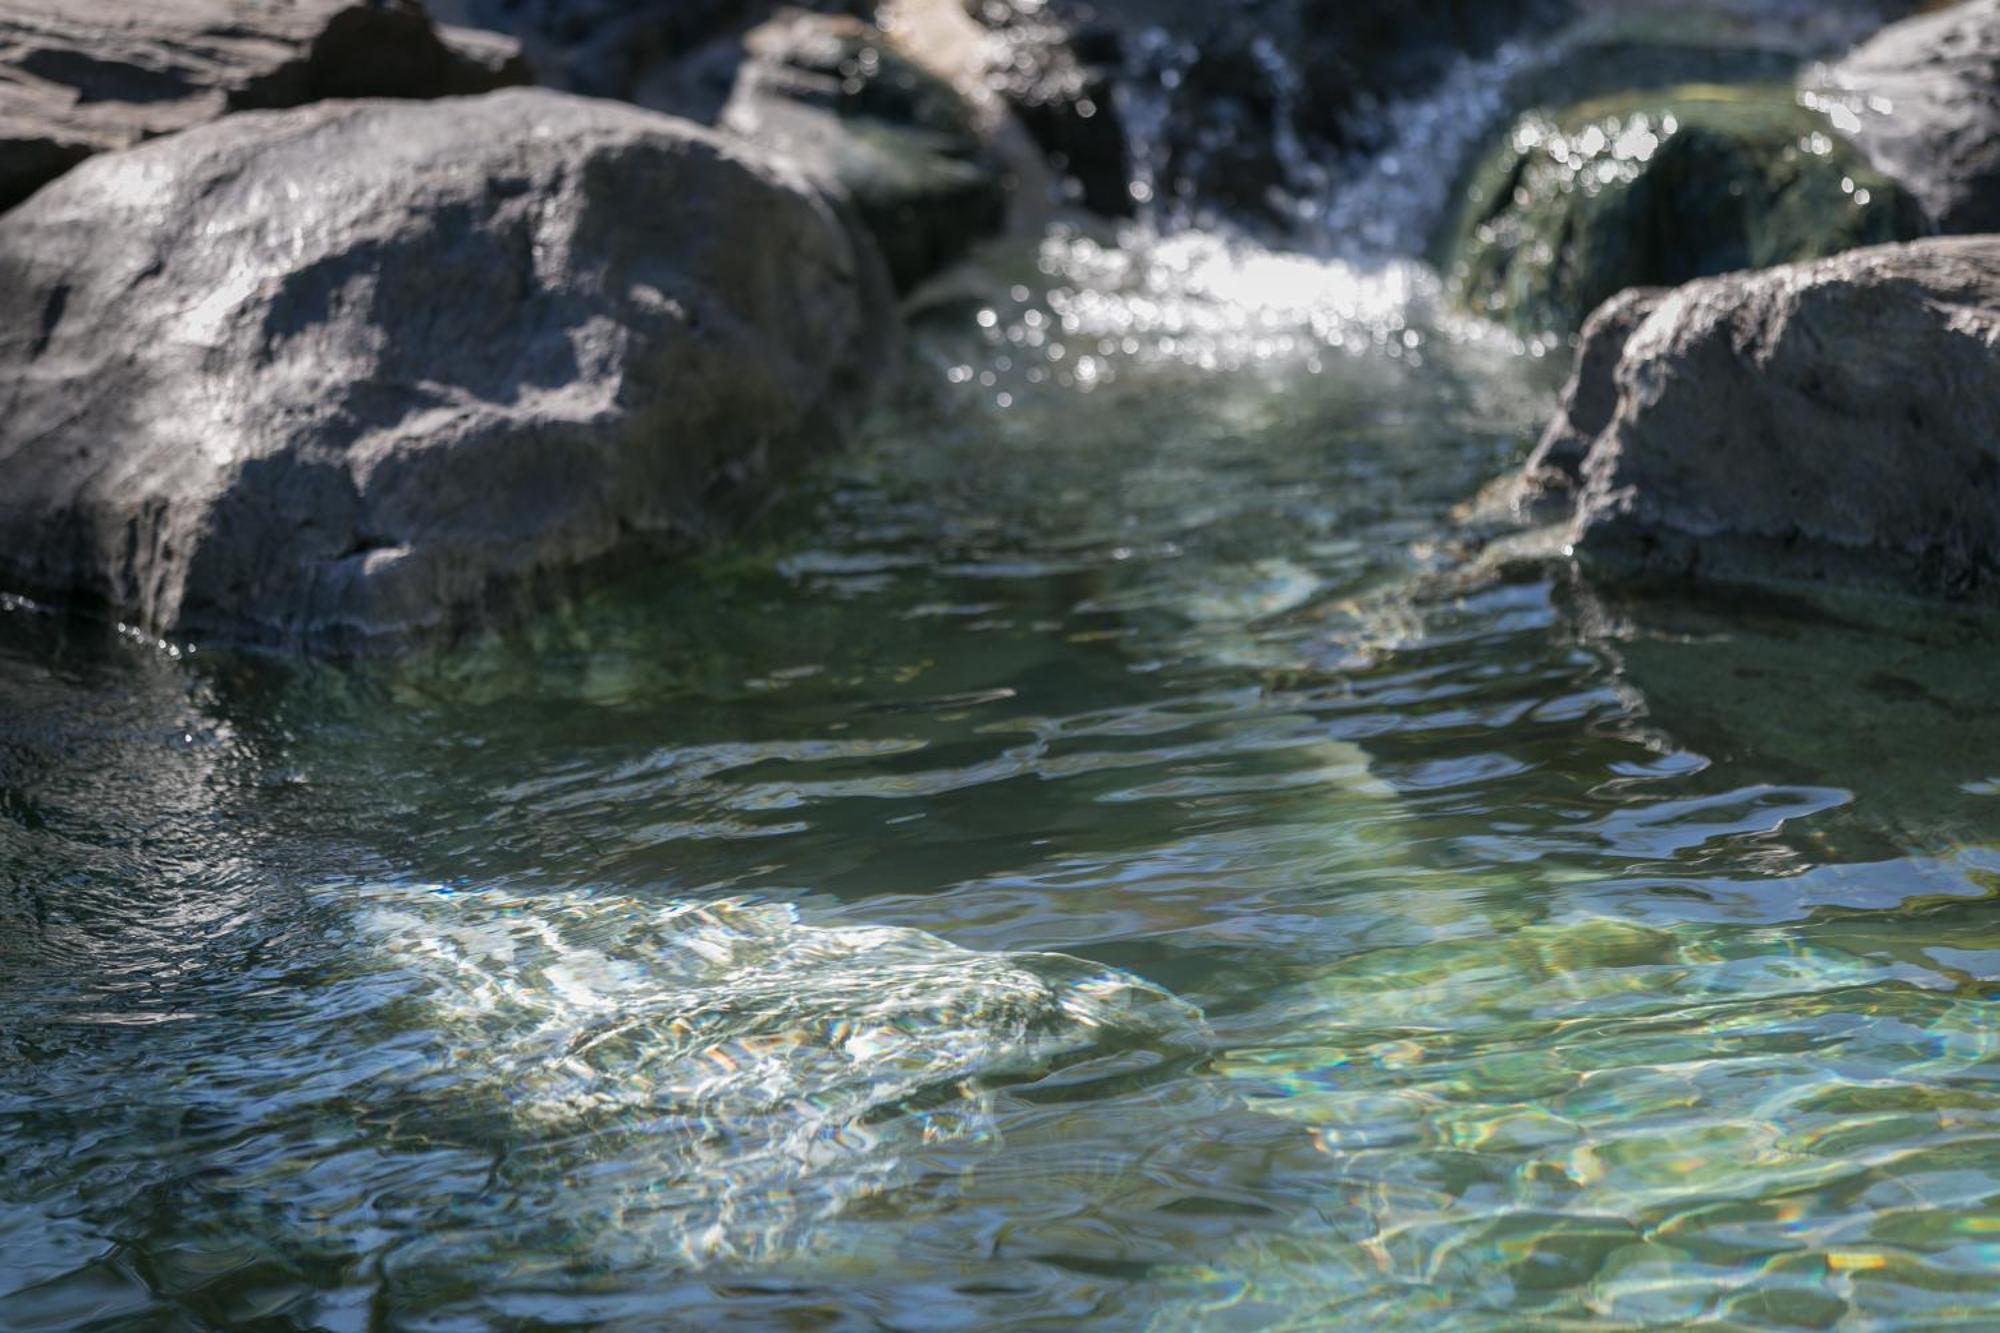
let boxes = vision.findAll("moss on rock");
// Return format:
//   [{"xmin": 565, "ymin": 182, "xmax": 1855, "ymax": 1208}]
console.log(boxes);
[{"xmin": 1447, "ymin": 85, "xmax": 1923, "ymax": 337}]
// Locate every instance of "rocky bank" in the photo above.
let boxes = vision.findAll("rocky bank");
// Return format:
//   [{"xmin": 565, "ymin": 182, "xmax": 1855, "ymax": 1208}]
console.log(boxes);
[{"xmin": 0, "ymin": 90, "xmax": 893, "ymax": 651}]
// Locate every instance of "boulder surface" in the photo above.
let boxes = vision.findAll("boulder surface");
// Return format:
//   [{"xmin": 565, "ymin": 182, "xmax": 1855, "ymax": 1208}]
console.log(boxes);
[
  {"xmin": 0, "ymin": 88, "xmax": 895, "ymax": 651},
  {"xmin": 1543, "ymin": 238, "xmax": 2000, "ymax": 604},
  {"xmin": 1817, "ymin": 0, "xmax": 2000, "ymax": 234},
  {"xmin": 1449, "ymin": 88, "xmax": 1921, "ymax": 336},
  {"xmin": 0, "ymin": 0, "xmax": 529, "ymax": 212}
]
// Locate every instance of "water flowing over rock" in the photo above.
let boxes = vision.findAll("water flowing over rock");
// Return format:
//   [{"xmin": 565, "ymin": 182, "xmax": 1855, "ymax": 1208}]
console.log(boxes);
[
  {"xmin": 965, "ymin": 0, "xmax": 1568, "ymax": 229},
  {"xmin": 0, "ymin": 0, "xmax": 530, "ymax": 213},
  {"xmin": 354, "ymin": 884, "xmax": 1200, "ymax": 1267},
  {"xmin": 1538, "ymin": 238, "xmax": 2000, "ymax": 604},
  {"xmin": 1814, "ymin": 0, "xmax": 2000, "ymax": 234},
  {"xmin": 0, "ymin": 89, "xmax": 895, "ymax": 652},
  {"xmin": 1448, "ymin": 88, "xmax": 1921, "ymax": 336}
]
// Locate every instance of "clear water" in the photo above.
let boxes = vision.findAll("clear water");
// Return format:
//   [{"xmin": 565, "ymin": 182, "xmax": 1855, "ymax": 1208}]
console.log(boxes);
[{"xmin": 6, "ymin": 237, "xmax": 2000, "ymax": 1331}]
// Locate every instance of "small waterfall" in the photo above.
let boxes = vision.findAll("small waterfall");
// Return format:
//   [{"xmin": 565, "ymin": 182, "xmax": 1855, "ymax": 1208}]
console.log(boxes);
[
  {"xmin": 937, "ymin": 34, "xmax": 1548, "ymax": 397},
  {"xmin": 1108, "ymin": 20, "xmax": 1548, "ymax": 262},
  {"xmin": 1296, "ymin": 42, "xmax": 1546, "ymax": 262},
  {"xmin": 1113, "ymin": 25, "xmax": 1194, "ymax": 219},
  {"xmin": 1251, "ymin": 32, "xmax": 1333, "ymax": 226}
]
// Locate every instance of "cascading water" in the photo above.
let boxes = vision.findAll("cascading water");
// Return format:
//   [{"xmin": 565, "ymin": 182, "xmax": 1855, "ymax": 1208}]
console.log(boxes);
[{"xmin": 930, "ymin": 23, "xmax": 1559, "ymax": 408}]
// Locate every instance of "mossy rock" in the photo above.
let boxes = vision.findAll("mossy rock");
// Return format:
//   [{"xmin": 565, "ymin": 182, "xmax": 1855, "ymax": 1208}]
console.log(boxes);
[{"xmin": 1446, "ymin": 85, "xmax": 1924, "ymax": 337}]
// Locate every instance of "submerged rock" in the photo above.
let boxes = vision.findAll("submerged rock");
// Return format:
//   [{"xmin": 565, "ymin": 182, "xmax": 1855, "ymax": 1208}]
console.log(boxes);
[
  {"xmin": 1561, "ymin": 580, "xmax": 2000, "ymax": 856},
  {"xmin": 1449, "ymin": 87, "xmax": 1921, "ymax": 336},
  {"xmin": 0, "ymin": 89, "xmax": 895, "ymax": 652},
  {"xmin": 347, "ymin": 883, "xmax": 1199, "ymax": 1268},
  {"xmin": 1539, "ymin": 238, "xmax": 2000, "ymax": 604},
  {"xmin": 0, "ymin": 0, "xmax": 529, "ymax": 213},
  {"xmin": 723, "ymin": 9, "xmax": 1006, "ymax": 292},
  {"xmin": 1815, "ymin": 0, "xmax": 2000, "ymax": 234}
]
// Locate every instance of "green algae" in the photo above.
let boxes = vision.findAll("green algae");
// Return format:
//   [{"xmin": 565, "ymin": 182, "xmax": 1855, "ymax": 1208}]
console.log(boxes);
[{"xmin": 1447, "ymin": 84, "xmax": 1923, "ymax": 336}]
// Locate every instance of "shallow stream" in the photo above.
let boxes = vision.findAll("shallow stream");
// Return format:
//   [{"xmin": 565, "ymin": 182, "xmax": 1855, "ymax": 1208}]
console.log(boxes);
[{"xmin": 7, "ymin": 21, "xmax": 2000, "ymax": 1329}]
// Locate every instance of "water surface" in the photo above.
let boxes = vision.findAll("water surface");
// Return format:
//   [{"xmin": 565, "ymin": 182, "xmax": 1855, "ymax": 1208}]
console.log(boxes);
[{"xmin": 5, "ymin": 230, "xmax": 2000, "ymax": 1330}]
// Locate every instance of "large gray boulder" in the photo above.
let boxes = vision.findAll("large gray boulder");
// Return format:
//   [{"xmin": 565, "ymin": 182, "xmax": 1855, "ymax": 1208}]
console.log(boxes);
[
  {"xmin": 1536, "ymin": 238, "xmax": 2000, "ymax": 604},
  {"xmin": 0, "ymin": 88, "xmax": 896, "ymax": 652},
  {"xmin": 1817, "ymin": 0, "xmax": 2000, "ymax": 234},
  {"xmin": 0, "ymin": 0, "xmax": 530, "ymax": 213}
]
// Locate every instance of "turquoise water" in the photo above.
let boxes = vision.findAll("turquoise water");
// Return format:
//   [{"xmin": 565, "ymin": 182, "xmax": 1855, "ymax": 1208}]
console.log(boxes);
[{"xmin": 4, "ymin": 239, "xmax": 2000, "ymax": 1330}]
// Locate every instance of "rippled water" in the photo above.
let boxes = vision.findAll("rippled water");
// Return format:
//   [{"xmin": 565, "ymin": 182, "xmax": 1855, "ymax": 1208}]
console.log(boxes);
[{"xmin": 8, "ymin": 224, "xmax": 2000, "ymax": 1327}]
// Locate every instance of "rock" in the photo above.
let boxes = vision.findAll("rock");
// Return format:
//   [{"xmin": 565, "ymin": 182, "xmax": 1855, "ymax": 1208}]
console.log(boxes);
[
  {"xmin": 1814, "ymin": 0, "xmax": 2000, "ymax": 234},
  {"xmin": 1158, "ymin": 23, "xmax": 1292, "ymax": 224},
  {"xmin": 1569, "ymin": 0, "xmax": 1928, "ymax": 61},
  {"xmin": 0, "ymin": 0, "xmax": 530, "ymax": 213},
  {"xmin": 423, "ymin": 0, "xmax": 757, "ymax": 108},
  {"xmin": 1550, "ymin": 238, "xmax": 2000, "ymax": 604},
  {"xmin": 438, "ymin": 22, "xmax": 539, "ymax": 88},
  {"xmin": 0, "ymin": 89, "xmax": 896, "ymax": 652},
  {"xmin": 723, "ymin": 10, "xmax": 1006, "ymax": 291},
  {"xmin": 1449, "ymin": 86, "xmax": 1922, "ymax": 336},
  {"xmin": 1514, "ymin": 286, "xmax": 1668, "ymax": 520}
]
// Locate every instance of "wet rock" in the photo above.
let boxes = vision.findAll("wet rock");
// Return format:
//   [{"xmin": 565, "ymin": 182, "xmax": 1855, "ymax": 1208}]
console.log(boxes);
[
  {"xmin": 1549, "ymin": 238, "xmax": 2000, "ymax": 605},
  {"xmin": 1514, "ymin": 286, "xmax": 1669, "ymax": 521},
  {"xmin": 1160, "ymin": 23, "xmax": 1293, "ymax": 224},
  {"xmin": 1569, "ymin": 0, "xmax": 1928, "ymax": 61},
  {"xmin": 0, "ymin": 0, "xmax": 530, "ymax": 213},
  {"xmin": 724, "ymin": 10, "xmax": 1006, "ymax": 291},
  {"xmin": 0, "ymin": 89, "xmax": 895, "ymax": 652},
  {"xmin": 1815, "ymin": 0, "xmax": 2000, "ymax": 234},
  {"xmin": 1449, "ymin": 87, "xmax": 1922, "ymax": 336},
  {"xmin": 424, "ymin": 0, "xmax": 747, "ymax": 108}
]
